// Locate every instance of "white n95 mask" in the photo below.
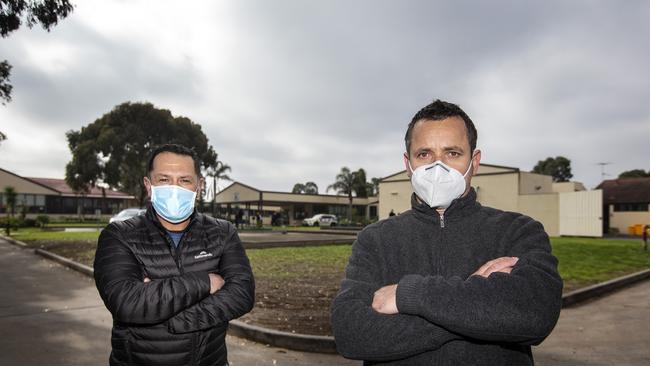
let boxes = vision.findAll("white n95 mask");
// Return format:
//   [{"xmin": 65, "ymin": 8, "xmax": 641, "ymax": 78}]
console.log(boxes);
[{"xmin": 409, "ymin": 158, "xmax": 473, "ymax": 208}]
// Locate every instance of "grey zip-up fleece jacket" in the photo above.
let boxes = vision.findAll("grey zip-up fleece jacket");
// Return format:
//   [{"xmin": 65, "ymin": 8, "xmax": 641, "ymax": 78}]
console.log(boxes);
[{"xmin": 331, "ymin": 189, "xmax": 562, "ymax": 365}]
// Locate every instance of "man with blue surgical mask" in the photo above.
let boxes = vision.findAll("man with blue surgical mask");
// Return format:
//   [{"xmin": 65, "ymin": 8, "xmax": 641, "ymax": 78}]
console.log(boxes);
[
  {"xmin": 332, "ymin": 100, "xmax": 563, "ymax": 365},
  {"xmin": 94, "ymin": 143, "xmax": 254, "ymax": 366}
]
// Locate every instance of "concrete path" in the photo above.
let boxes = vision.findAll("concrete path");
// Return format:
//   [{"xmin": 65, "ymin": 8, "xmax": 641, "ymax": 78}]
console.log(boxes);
[
  {"xmin": 0, "ymin": 238, "xmax": 357, "ymax": 366},
  {"xmin": 1, "ymin": 237, "xmax": 648, "ymax": 365},
  {"xmin": 534, "ymin": 280, "xmax": 650, "ymax": 365}
]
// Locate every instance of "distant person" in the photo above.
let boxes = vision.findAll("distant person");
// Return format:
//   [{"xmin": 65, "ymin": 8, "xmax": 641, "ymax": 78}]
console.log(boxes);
[
  {"xmin": 331, "ymin": 100, "xmax": 562, "ymax": 365},
  {"xmin": 236, "ymin": 209, "xmax": 244, "ymax": 229},
  {"xmin": 94, "ymin": 144, "xmax": 254, "ymax": 366},
  {"xmin": 389, "ymin": 209, "xmax": 396, "ymax": 217},
  {"xmin": 643, "ymin": 224, "xmax": 648, "ymax": 252}
]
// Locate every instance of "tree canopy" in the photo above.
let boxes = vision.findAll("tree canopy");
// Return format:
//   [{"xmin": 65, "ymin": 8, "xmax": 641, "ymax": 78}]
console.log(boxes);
[
  {"xmin": 618, "ymin": 169, "xmax": 650, "ymax": 178},
  {"xmin": 65, "ymin": 102, "xmax": 219, "ymax": 206},
  {"xmin": 328, "ymin": 167, "xmax": 355, "ymax": 221},
  {"xmin": 292, "ymin": 181, "xmax": 318, "ymax": 194},
  {"xmin": 1, "ymin": 0, "xmax": 74, "ymax": 103},
  {"xmin": 532, "ymin": 156, "xmax": 573, "ymax": 182}
]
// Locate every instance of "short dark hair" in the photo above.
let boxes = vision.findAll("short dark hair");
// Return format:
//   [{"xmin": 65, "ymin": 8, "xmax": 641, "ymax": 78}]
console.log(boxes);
[
  {"xmin": 404, "ymin": 99, "xmax": 477, "ymax": 155},
  {"xmin": 147, "ymin": 144, "xmax": 202, "ymax": 177}
]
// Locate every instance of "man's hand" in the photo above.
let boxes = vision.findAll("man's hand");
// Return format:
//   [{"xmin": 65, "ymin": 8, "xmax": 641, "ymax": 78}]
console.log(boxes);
[
  {"xmin": 372, "ymin": 284, "xmax": 399, "ymax": 314},
  {"xmin": 471, "ymin": 257, "xmax": 519, "ymax": 278},
  {"xmin": 208, "ymin": 273, "xmax": 225, "ymax": 294}
]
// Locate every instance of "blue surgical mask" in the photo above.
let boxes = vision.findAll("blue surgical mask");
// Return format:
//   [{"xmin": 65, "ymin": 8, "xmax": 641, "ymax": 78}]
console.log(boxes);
[{"xmin": 150, "ymin": 185, "xmax": 197, "ymax": 224}]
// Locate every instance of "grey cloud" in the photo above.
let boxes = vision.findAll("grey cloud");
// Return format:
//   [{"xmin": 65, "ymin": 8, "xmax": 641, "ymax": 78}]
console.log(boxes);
[{"xmin": 1, "ymin": 0, "xmax": 649, "ymax": 193}]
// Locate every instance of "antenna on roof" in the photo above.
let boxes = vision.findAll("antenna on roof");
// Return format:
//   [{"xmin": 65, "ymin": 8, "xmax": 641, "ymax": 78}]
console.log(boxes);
[{"xmin": 596, "ymin": 162, "xmax": 612, "ymax": 181}]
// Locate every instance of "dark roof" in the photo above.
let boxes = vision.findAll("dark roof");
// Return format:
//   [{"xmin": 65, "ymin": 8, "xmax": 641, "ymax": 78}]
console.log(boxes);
[
  {"xmin": 26, "ymin": 177, "xmax": 134, "ymax": 199},
  {"xmin": 596, "ymin": 178, "xmax": 650, "ymax": 204}
]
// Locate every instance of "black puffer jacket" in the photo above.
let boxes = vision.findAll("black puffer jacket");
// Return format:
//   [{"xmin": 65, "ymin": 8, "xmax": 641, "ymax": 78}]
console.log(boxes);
[{"xmin": 94, "ymin": 207, "xmax": 255, "ymax": 366}]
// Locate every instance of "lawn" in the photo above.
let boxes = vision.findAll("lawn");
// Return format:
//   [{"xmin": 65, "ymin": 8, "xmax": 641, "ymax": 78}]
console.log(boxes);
[
  {"xmin": 9, "ymin": 227, "xmax": 101, "ymax": 243},
  {"xmin": 246, "ymin": 245, "xmax": 352, "ymax": 280},
  {"xmin": 553, "ymin": 237, "xmax": 650, "ymax": 291},
  {"xmin": 7, "ymin": 230, "xmax": 649, "ymax": 292}
]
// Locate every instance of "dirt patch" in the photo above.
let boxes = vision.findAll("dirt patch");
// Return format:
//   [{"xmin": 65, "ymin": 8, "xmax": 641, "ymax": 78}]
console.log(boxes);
[
  {"xmin": 37, "ymin": 240, "xmax": 345, "ymax": 336},
  {"xmin": 31, "ymin": 240, "xmax": 97, "ymax": 266},
  {"xmin": 239, "ymin": 273, "xmax": 343, "ymax": 336}
]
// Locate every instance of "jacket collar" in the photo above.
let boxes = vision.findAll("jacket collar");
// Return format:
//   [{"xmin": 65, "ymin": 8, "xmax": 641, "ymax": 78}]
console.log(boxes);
[
  {"xmin": 145, "ymin": 203, "xmax": 199, "ymax": 233},
  {"xmin": 411, "ymin": 187, "xmax": 481, "ymax": 222}
]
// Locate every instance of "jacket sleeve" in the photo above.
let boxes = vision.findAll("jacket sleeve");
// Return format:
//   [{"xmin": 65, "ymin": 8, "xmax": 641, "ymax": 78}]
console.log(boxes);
[
  {"xmin": 94, "ymin": 225, "xmax": 211, "ymax": 325},
  {"xmin": 167, "ymin": 225, "xmax": 255, "ymax": 334},
  {"xmin": 331, "ymin": 231, "xmax": 461, "ymax": 361},
  {"xmin": 396, "ymin": 216, "xmax": 563, "ymax": 345}
]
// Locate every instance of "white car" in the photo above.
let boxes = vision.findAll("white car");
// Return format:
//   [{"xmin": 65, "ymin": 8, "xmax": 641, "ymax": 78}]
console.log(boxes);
[
  {"xmin": 109, "ymin": 208, "xmax": 146, "ymax": 223},
  {"xmin": 302, "ymin": 214, "xmax": 338, "ymax": 227}
]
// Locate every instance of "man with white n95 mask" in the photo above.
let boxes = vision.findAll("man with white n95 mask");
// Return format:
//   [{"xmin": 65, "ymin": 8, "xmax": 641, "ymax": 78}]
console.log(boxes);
[
  {"xmin": 331, "ymin": 99, "xmax": 563, "ymax": 365},
  {"xmin": 94, "ymin": 143, "xmax": 254, "ymax": 366}
]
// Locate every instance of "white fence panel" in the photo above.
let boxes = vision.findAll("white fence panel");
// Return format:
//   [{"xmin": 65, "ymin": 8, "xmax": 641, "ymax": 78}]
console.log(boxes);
[{"xmin": 559, "ymin": 190, "xmax": 603, "ymax": 237}]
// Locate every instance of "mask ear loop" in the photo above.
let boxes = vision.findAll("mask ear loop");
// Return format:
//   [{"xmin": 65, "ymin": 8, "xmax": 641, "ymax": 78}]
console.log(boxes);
[{"xmin": 462, "ymin": 151, "xmax": 477, "ymax": 178}]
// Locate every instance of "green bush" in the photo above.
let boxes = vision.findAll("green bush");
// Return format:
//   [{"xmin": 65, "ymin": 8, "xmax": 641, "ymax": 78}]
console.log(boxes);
[
  {"xmin": 0, "ymin": 216, "xmax": 20, "ymax": 235},
  {"xmin": 36, "ymin": 215, "xmax": 50, "ymax": 228},
  {"xmin": 20, "ymin": 218, "xmax": 37, "ymax": 227}
]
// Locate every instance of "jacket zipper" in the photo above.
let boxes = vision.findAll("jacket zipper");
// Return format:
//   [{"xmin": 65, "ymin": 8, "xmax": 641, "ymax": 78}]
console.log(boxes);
[
  {"xmin": 164, "ymin": 234, "xmax": 184, "ymax": 274},
  {"xmin": 439, "ymin": 213, "xmax": 445, "ymax": 228}
]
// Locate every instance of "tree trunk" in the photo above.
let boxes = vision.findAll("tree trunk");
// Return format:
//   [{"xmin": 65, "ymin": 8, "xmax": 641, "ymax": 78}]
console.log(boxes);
[
  {"xmin": 348, "ymin": 193, "xmax": 353, "ymax": 224},
  {"xmin": 212, "ymin": 176, "xmax": 217, "ymax": 217}
]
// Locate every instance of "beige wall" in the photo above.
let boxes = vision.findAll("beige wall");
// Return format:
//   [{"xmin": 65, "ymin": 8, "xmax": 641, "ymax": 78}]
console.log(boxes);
[
  {"xmin": 519, "ymin": 172, "xmax": 553, "ymax": 195},
  {"xmin": 518, "ymin": 194, "xmax": 560, "ymax": 237},
  {"xmin": 552, "ymin": 181, "xmax": 587, "ymax": 193},
  {"xmin": 608, "ymin": 206, "xmax": 650, "ymax": 234},
  {"xmin": 382, "ymin": 171, "xmax": 409, "ymax": 182},
  {"xmin": 0, "ymin": 170, "xmax": 58, "ymax": 195},
  {"xmin": 472, "ymin": 173, "xmax": 519, "ymax": 213},
  {"xmin": 376, "ymin": 166, "xmax": 603, "ymax": 237},
  {"xmin": 378, "ymin": 169, "xmax": 523, "ymax": 219},
  {"xmin": 476, "ymin": 165, "xmax": 516, "ymax": 174},
  {"xmin": 378, "ymin": 179, "xmax": 412, "ymax": 218}
]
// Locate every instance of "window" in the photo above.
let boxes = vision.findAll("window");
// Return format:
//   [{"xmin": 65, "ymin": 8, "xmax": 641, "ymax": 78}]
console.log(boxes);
[{"xmin": 613, "ymin": 203, "xmax": 649, "ymax": 212}]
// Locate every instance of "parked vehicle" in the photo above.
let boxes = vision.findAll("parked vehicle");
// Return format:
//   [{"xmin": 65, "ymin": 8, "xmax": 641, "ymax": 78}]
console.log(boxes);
[
  {"xmin": 302, "ymin": 214, "xmax": 338, "ymax": 227},
  {"xmin": 109, "ymin": 208, "xmax": 146, "ymax": 223}
]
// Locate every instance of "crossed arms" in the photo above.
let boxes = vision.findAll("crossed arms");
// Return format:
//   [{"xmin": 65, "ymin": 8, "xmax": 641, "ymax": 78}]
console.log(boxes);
[
  {"xmin": 94, "ymin": 224, "xmax": 254, "ymax": 333},
  {"xmin": 331, "ymin": 218, "xmax": 563, "ymax": 361}
]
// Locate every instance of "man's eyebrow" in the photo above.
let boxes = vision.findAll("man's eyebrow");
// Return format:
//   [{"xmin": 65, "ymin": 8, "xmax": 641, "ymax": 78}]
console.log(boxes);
[
  {"xmin": 415, "ymin": 147, "xmax": 433, "ymax": 153},
  {"xmin": 443, "ymin": 145, "xmax": 465, "ymax": 152}
]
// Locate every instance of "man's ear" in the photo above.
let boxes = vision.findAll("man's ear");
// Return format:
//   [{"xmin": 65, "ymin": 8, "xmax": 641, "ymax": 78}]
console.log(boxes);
[
  {"xmin": 403, "ymin": 153, "xmax": 412, "ymax": 178},
  {"xmin": 471, "ymin": 149, "xmax": 482, "ymax": 176},
  {"xmin": 143, "ymin": 176, "xmax": 152, "ymax": 198}
]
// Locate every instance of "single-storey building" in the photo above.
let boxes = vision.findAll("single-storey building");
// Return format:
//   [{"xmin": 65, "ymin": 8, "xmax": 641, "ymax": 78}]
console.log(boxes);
[
  {"xmin": 213, "ymin": 181, "xmax": 378, "ymax": 226},
  {"xmin": 379, "ymin": 163, "xmax": 603, "ymax": 237},
  {"xmin": 596, "ymin": 177, "xmax": 650, "ymax": 235},
  {"xmin": 0, "ymin": 167, "xmax": 136, "ymax": 218}
]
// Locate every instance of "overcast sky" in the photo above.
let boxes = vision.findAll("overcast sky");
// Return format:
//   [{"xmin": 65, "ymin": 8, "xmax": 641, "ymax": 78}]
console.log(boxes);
[{"xmin": 1, "ymin": 0, "xmax": 649, "ymax": 196}]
